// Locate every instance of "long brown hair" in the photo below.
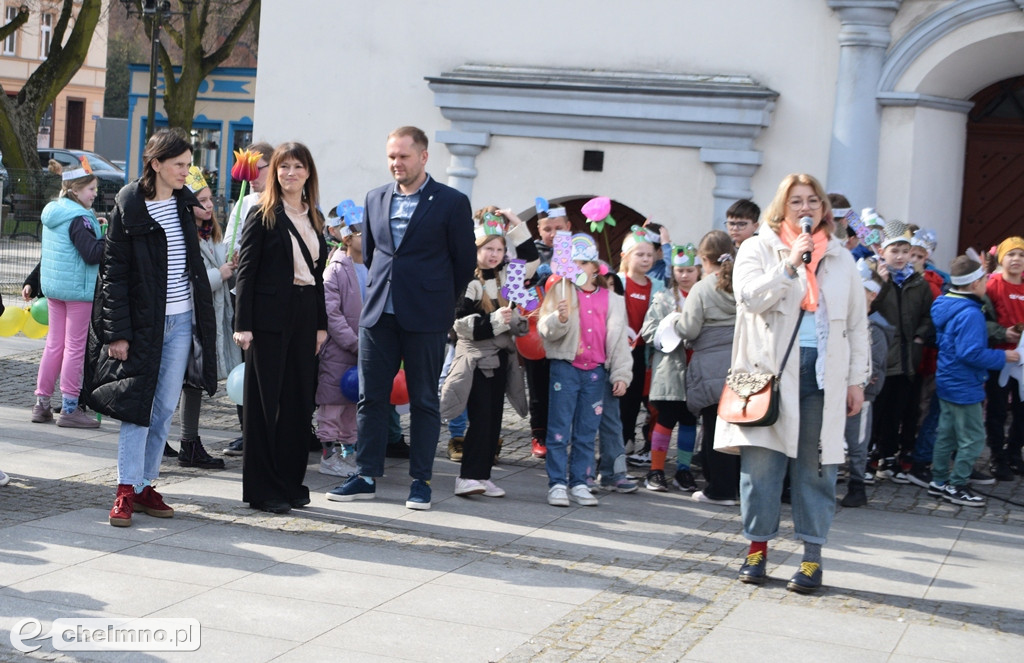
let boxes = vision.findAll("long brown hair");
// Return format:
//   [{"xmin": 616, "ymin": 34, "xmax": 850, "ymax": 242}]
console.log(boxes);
[
  {"xmin": 258, "ymin": 142, "xmax": 324, "ymax": 232},
  {"xmin": 698, "ymin": 229, "xmax": 735, "ymax": 293},
  {"xmin": 140, "ymin": 128, "xmax": 192, "ymax": 200}
]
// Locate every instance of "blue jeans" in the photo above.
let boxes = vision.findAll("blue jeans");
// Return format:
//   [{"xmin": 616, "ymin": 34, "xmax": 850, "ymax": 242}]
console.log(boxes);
[
  {"xmin": 913, "ymin": 375, "xmax": 939, "ymax": 465},
  {"xmin": 545, "ymin": 360, "xmax": 604, "ymax": 488},
  {"xmin": 739, "ymin": 347, "xmax": 837, "ymax": 545},
  {"xmin": 356, "ymin": 314, "xmax": 446, "ymax": 481},
  {"xmin": 117, "ymin": 311, "xmax": 193, "ymax": 486},
  {"xmin": 596, "ymin": 381, "xmax": 627, "ymax": 481}
]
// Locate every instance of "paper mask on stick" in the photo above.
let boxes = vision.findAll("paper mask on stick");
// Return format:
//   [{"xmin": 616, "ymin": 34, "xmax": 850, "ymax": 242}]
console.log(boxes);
[{"xmin": 501, "ymin": 259, "xmax": 539, "ymax": 311}]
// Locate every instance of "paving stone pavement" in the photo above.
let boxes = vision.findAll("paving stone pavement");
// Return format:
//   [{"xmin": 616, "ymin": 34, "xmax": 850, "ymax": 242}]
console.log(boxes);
[{"xmin": 1, "ymin": 340, "xmax": 1024, "ymax": 661}]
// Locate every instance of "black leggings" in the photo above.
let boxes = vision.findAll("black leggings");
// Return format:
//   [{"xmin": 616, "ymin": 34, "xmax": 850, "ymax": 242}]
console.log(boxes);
[{"xmin": 620, "ymin": 345, "xmax": 648, "ymax": 447}]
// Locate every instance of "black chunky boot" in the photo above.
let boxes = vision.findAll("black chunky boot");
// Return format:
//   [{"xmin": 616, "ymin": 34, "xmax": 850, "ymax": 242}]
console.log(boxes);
[{"xmin": 178, "ymin": 437, "xmax": 225, "ymax": 469}]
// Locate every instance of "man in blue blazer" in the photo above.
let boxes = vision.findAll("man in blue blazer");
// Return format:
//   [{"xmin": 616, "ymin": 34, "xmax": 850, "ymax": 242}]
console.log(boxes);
[{"xmin": 327, "ymin": 126, "xmax": 475, "ymax": 509}]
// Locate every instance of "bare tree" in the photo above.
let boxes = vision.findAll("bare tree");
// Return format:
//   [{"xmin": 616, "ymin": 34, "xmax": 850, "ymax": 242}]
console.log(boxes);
[
  {"xmin": 0, "ymin": 0, "xmax": 103, "ymax": 170},
  {"xmin": 126, "ymin": 0, "xmax": 260, "ymax": 132}
]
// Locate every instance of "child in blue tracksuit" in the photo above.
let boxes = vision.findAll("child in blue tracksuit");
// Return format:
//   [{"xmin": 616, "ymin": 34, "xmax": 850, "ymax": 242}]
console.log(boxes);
[{"xmin": 929, "ymin": 256, "xmax": 1019, "ymax": 507}]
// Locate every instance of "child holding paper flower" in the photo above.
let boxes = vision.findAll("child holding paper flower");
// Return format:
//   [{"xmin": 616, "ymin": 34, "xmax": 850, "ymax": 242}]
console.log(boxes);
[
  {"xmin": 538, "ymin": 232, "xmax": 631, "ymax": 507},
  {"xmin": 441, "ymin": 208, "xmax": 537, "ymax": 498}
]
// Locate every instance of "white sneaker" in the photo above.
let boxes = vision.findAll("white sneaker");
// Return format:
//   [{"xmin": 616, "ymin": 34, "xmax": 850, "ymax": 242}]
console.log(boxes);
[
  {"xmin": 692, "ymin": 490, "xmax": 737, "ymax": 506},
  {"xmin": 0, "ymin": 469, "xmax": 10, "ymax": 487},
  {"xmin": 319, "ymin": 450, "xmax": 357, "ymax": 477},
  {"xmin": 547, "ymin": 484, "xmax": 569, "ymax": 507},
  {"xmin": 455, "ymin": 477, "xmax": 486, "ymax": 496},
  {"xmin": 569, "ymin": 484, "xmax": 599, "ymax": 506},
  {"xmin": 480, "ymin": 479, "xmax": 506, "ymax": 498}
]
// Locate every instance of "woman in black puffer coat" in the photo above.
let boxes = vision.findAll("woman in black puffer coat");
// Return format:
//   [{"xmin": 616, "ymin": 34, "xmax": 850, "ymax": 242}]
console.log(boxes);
[{"xmin": 84, "ymin": 129, "xmax": 216, "ymax": 528}]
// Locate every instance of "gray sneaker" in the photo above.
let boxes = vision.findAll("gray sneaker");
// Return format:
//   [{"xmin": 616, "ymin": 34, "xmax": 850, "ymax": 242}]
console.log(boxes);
[
  {"xmin": 31, "ymin": 402, "xmax": 53, "ymax": 423},
  {"xmin": 56, "ymin": 408, "xmax": 100, "ymax": 429}
]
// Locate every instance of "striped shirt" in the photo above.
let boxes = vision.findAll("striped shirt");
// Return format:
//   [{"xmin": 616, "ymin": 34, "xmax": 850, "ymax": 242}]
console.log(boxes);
[{"xmin": 146, "ymin": 198, "xmax": 193, "ymax": 315}]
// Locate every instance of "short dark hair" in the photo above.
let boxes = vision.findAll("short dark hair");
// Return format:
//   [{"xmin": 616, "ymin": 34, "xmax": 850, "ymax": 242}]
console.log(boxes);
[
  {"xmin": 141, "ymin": 128, "xmax": 192, "ymax": 200},
  {"xmin": 726, "ymin": 199, "xmax": 760, "ymax": 222},
  {"xmin": 950, "ymin": 255, "xmax": 982, "ymax": 279},
  {"xmin": 827, "ymin": 192, "xmax": 851, "ymax": 209},
  {"xmin": 388, "ymin": 126, "xmax": 428, "ymax": 150}
]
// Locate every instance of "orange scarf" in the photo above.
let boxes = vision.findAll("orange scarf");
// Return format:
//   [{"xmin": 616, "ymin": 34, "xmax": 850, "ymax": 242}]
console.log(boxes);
[{"xmin": 778, "ymin": 222, "xmax": 829, "ymax": 311}]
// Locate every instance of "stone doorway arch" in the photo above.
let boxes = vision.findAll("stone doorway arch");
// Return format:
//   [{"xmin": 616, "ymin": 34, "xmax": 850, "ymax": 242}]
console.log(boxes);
[{"xmin": 520, "ymin": 196, "xmax": 647, "ymax": 269}]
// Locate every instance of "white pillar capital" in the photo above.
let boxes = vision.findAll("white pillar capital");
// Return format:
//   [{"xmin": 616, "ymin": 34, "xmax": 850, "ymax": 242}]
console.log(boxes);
[{"xmin": 435, "ymin": 131, "xmax": 491, "ymax": 199}]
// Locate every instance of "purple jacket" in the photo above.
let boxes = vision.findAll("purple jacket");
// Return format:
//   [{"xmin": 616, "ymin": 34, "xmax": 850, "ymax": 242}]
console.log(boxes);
[{"xmin": 316, "ymin": 249, "xmax": 362, "ymax": 405}]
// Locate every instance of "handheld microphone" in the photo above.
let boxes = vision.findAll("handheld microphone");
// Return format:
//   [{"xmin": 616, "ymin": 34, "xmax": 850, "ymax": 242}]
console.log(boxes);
[{"xmin": 800, "ymin": 216, "xmax": 813, "ymax": 264}]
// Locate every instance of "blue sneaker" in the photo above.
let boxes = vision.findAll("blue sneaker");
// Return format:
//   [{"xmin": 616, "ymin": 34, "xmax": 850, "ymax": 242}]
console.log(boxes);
[
  {"xmin": 326, "ymin": 474, "xmax": 375, "ymax": 502},
  {"xmin": 406, "ymin": 479, "xmax": 431, "ymax": 510}
]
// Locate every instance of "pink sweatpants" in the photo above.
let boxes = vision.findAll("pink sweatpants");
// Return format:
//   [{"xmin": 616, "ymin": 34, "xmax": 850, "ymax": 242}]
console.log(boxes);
[
  {"xmin": 316, "ymin": 403, "xmax": 357, "ymax": 445},
  {"xmin": 35, "ymin": 298, "xmax": 92, "ymax": 399}
]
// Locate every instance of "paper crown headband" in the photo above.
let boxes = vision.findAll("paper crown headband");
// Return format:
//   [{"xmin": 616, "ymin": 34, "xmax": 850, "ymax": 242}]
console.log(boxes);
[
  {"xmin": 881, "ymin": 218, "xmax": 913, "ymax": 249},
  {"xmin": 857, "ymin": 258, "xmax": 881, "ymax": 294},
  {"xmin": 535, "ymin": 197, "xmax": 566, "ymax": 220},
  {"xmin": 62, "ymin": 155, "xmax": 94, "ymax": 181},
  {"xmin": 911, "ymin": 229, "xmax": 938, "ymax": 255},
  {"xmin": 332, "ymin": 199, "xmax": 365, "ymax": 236},
  {"xmin": 570, "ymin": 233, "xmax": 599, "ymax": 263},
  {"xmin": 671, "ymin": 243, "xmax": 698, "ymax": 267},
  {"xmin": 620, "ymin": 225, "xmax": 654, "ymax": 256},
  {"xmin": 184, "ymin": 165, "xmax": 208, "ymax": 193},
  {"xmin": 474, "ymin": 211, "xmax": 505, "ymax": 241}
]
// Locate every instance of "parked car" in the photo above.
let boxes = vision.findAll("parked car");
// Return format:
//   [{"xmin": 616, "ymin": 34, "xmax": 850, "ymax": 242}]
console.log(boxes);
[
  {"xmin": 68, "ymin": 149, "xmax": 125, "ymax": 175},
  {"xmin": 0, "ymin": 149, "xmax": 9, "ymax": 201},
  {"xmin": 38, "ymin": 148, "xmax": 125, "ymax": 213}
]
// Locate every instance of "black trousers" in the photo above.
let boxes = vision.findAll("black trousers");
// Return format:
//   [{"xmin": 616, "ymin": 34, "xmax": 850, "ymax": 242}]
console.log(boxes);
[
  {"xmin": 652, "ymin": 400, "xmax": 696, "ymax": 430},
  {"xmin": 986, "ymin": 371, "xmax": 1024, "ymax": 465},
  {"xmin": 242, "ymin": 286, "xmax": 316, "ymax": 506},
  {"xmin": 699, "ymin": 404, "xmax": 740, "ymax": 500},
  {"xmin": 620, "ymin": 344, "xmax": 647, "ymax": 446},
  {"xmin": 460, "ymin": 354, "xmax": 508, "ymax": 480},
  {"xmin": 524, "ymin": 356, "xmax": 550, "ymax": 440},
  {"xmin": 872, "ymin": 374, "xmax": 919, "ymax": 459}
]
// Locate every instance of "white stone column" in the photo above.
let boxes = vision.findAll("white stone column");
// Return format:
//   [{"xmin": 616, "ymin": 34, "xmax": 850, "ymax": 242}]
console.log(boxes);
[
  {"xmin": 435, "ymin": 130, "xmax": 490, "ymax": 200},
  {"xmin": 825, "ymin": 0, "xmax": 901, "ymax": 209},
  {"xmin": 700, "ymin": 148, "xmax": 763, "ymax": 227}
]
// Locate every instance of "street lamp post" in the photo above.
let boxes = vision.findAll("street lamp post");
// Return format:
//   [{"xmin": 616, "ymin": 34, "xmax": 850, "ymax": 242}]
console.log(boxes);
[{"xmin": 119, "ymin": 1, "xmax": 199, "ymax": 139}]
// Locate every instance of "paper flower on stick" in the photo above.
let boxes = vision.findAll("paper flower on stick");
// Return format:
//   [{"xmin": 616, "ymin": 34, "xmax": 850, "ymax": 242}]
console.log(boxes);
[
  {"xmin": 226, "ymin": 148, "xmax": 264, "ymax": 261},
  {"xmin": 501, "ymin": 259, "xmax": 540, "ymax": 311},
  {"xmin": 581, "ymin": 196, "xmax": 616, "ymax": 233},
  {"xmin": 231, "ymin": 148, "xmax": 263, "ymax": 182},
  {"xmin": 535, "ymin": 197, "xmax": 550, "ymax": 214}
]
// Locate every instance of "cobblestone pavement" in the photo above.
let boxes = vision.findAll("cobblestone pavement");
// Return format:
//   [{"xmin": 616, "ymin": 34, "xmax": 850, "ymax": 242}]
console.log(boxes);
[{"xmin": 2, "ymin": 342, "xmax": 1024, "ymax": 661}]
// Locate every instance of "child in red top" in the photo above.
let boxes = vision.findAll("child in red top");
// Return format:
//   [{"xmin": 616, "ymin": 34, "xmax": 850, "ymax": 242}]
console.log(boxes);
[
  {"xmin": 985, "ymin": 236, "xmax": 1024, "ymax": 476},
  {"xmin": 616, "ymin": 227, "xmax": 664, "ymax": 462}
]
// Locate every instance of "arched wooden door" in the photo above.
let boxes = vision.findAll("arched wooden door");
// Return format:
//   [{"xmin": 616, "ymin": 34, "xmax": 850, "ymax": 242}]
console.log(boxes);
[
  {"xmin": 960, "ymin": 76, "xmax": 1024, "ymax": 254},
  {"xmin": 521, "ymin": 196, "xmax": 647, "ymax": 270}
]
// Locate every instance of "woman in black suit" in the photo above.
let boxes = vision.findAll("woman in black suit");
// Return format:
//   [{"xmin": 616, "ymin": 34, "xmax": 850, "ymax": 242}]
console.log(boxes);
[{"xmin": 233, "ymin": 142, "xmax": 328, "ymax": 513}]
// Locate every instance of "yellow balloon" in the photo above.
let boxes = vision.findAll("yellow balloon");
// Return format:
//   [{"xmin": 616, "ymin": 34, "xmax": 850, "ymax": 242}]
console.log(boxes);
[
  {"xmin": 21, "ymin": 315, "xmax": 48, "ymax": 339},
  {"xmin": 0, "ymin": 307, "xmax": 29, "ymax": 336}
]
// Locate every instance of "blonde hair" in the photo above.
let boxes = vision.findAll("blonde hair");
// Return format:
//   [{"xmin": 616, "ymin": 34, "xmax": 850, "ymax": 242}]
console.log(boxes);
[
  {"xmin": 762, "ymin": 173, "xmax": 834, "ymax": 234},
  {"xmin": 475, "ymin": 235, "xmax": 507, "ymax": 313}
]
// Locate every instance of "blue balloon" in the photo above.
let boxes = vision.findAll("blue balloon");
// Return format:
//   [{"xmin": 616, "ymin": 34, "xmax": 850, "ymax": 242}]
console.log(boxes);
[
  {"xmin": 226, "ymin": 363, "xmax": 245, "ymax": 405},
  {"xmin": 340, "ymin": 366, "xmax": 359, "ymax": 403}
]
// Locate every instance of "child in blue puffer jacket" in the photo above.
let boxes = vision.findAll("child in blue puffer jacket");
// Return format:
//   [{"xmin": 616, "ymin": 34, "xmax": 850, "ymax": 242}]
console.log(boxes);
[{"xmin": 930, "ymin": 256, "xmax": 1019, "ymax": 508}]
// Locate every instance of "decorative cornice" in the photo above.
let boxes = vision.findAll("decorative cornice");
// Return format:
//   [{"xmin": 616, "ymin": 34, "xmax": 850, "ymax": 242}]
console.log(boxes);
[
  {"xmin": 877, "ymin": 91, "xmax": 975, "ymax": 112},
  {"xmin": 426, "ymin": 64, "xmax": 778, "ymax": 151},
  {"xmin": 879, "ymin": 0, "xmax": 1022, "ymax": 92},
  {"xmin": 828, "ymin": 0, "xmax": 902, "ymax": 47}
]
